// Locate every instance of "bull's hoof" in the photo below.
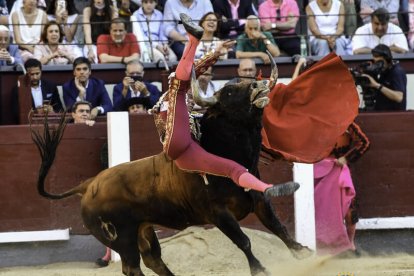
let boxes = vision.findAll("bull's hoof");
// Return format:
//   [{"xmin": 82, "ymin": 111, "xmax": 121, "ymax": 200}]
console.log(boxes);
[
  {"xmin": 290, "ymin": 245, "xmax": 314, "ymax": 259},
  {"xmin": 180, "ymin": 13, "xmax": 204, "ymax": 40},
  {"xmin": 95, "ymin": 257, "xmax": 110, "ymax": 267},
  {"xmin": 264, "ymin": 181, "xmax": 300, "ymax": 197},
  {"xmin": 252, "ymin": 266, "xmax": 271, "ymax": 276}
]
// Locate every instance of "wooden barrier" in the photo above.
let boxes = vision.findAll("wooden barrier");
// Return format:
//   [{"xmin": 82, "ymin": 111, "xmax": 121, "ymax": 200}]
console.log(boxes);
[
  {"xmin": 0, "ymin": 112, "xmax": 413, "ymax": 236},
  {"xmin": 2, "ymin": 53, "xmax": 414, "ymax": 125}
]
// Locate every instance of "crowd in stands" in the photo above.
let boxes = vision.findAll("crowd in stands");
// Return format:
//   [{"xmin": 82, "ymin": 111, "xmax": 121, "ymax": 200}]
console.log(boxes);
[
  {"xmin": 1, "ymin": 0, "xmax": 412, "ymax": 122},
  {"xmin": 1, "ymin": 0, "xmax": 413, "ymax": 65}
]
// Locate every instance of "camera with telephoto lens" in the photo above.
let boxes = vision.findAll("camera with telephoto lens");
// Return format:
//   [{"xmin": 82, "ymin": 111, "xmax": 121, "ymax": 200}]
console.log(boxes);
[{"xmin": 350, "ymin": 60, "xmax": 384, "ymax": 111}]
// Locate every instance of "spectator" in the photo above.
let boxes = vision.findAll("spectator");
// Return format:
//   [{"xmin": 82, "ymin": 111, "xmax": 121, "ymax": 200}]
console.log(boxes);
[
  {"xmin": 306, "ymin": 0, "xmax": 348, "ymax": 56},
  {"xmin": 195, "ymin": 12, "xmax": 228, "ymax": 60},
  {"xmin": 47, "ymin": 0, "xmax": 81, "ymax": 44},
  {"xmin": 0, "ymin": 0, "xmax": 9, "ymax": 25},
  {"xmin": 352, "ymin": 8, "xmax": 408, "ymax": 54},
  {"xmin": 236, "ymin": 15, "xmax": 280, "ymax": 63},
  {"xmin": 71, "ymin": 100, "xmax": 96, "ymax": 125},
  {"xmin": 83, "ymin": 0, "xmax": 118, "ymax": 63},
  {"xmin": 11, "ymin": 0, "xmax": 48, "ymax": 62},
  {"xmin": 13, "ymin": 58, "xmax": 63, "ymax": 121},
  {"xmin": 360, "ymin": 0, "xmax": 399, "ymax": 25},
  {"xmin": 131, "ymin": 0, "xmax": 177, "ymax": 63},
  {"xmin": 97, "ymin": 18, "xmax": 140, "ymax": 63},
  {"xmin": 360, "ymin": 44, "xmax": 407, "ymax": 111},
  {"xmin": 259, "ymin": 0, "xmax": 301, "ymax": 56},
  {"xmin": 34, "ymin": 21, "xmax": 81, "ymax": 65},
  {"xmin": 0, "ymin": 25, "xmax": 23, "ymax": 66},
  {"xmin": 10, "ymin": 0, "xmax": 47, "ymax": 16},
  {"xmin": 125, "ymin": 96, "xmax": 151, "ymax": 114},
  {"xmin": 112, "ymin": 59, "xmax": 160, "ymax": 111},
  {"xmin": 226, "ymin": 58, "xmax": 257, "ymax": 85},
  {"xmin": 117, "ymin": 0, "xmax": 139, "ymax": 32},
  {"xmin": 211, "ymin": 0, "xmax": 255, "ymax": 40},
  {"xmin": 63, "ymin": 57, "xmax": 113, "ymax": 117},
  {"xmin": 163, "ymin": 0, "xmax": 213, "ymax": 59}
]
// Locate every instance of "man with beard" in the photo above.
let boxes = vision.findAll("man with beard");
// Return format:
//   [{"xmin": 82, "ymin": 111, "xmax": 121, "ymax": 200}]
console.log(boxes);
[
  {"xmin": 352, "ymin": 8, "xmax": 408, "ymax": 54},
  {"xmin": 63, "ymin": 56, "xmax": 113, "ymax": 118},
  {"xmin": 13, "ymin": 58, "xmax": 62, "ymax": 122},
  {"xmin": 97, "ymin": 18, "xmax": 140, "ymax": 64}
]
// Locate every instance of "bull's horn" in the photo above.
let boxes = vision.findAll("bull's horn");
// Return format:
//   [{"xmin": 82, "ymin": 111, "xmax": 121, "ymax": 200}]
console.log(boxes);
[
  {"xmin": 267, "ymin": 50, "xmax": 278, "ymax": 89},
  {"xmin": 191, "ymin": 67, "xmax": 217, "ymax": 107}
]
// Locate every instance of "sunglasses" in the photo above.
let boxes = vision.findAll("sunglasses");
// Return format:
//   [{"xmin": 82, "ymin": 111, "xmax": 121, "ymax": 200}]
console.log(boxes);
[{"xmin": 276, "ymin": 8, "xmax": 281, "ymax": 21}]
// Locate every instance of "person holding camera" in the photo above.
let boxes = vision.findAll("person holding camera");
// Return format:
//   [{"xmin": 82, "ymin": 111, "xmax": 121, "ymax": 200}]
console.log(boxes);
[
  {"xmin": 361, "ymin": 44, "xmax": 407, "ymax": 111},
  {"xmin": 112, "ymin": 59, "xmax": 161, "ymax": 111}
]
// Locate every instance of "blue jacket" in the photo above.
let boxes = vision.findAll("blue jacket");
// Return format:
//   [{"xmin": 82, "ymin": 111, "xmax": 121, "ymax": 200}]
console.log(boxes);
[
  {"xmin": 63, "ymin": 77, "xmax": 113, "ymax": 113},
  {"xmin": 112, "ymin": 81, "xmax": 160, "ymax": 111}
]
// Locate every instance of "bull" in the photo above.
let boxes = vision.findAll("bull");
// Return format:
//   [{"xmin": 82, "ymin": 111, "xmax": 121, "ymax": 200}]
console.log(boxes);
[{"xmin": 31, "ymin": 77, "xmax": 311, "ymax": 276}]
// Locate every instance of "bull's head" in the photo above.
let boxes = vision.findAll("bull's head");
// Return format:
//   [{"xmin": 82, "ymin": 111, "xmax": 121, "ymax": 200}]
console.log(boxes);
[
  {"xmin": 199, "ymin": 80, "xmax": 270, "ymax": 122},
  {"xmin": 192, "ymin": 51, "xmax": 276, "ymax": 109},
  {"xmin": 217, "ymin": 80, "xmax": 270, "ymax": 110}
]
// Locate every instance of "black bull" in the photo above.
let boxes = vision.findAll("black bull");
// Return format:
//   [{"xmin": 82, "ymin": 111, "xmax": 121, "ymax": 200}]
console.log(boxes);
[{"xmin": 31, "ymin": 81, "xmax": 311, "ymax": 276}]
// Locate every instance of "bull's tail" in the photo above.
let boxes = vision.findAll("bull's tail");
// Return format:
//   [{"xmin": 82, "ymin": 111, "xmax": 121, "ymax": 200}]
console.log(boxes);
[{"xmin": 29, "ymin": 111, "xmax": 87, "ymax": 199}]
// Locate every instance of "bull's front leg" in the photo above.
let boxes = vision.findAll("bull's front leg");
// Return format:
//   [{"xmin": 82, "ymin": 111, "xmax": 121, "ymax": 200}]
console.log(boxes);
[
  {"xmin": 252, "ymin": 193, "xmax": 313, "ymax": 259},
  {"xmin": 212, "ymin": 209, "xmax": 270, "ymax": 276}
]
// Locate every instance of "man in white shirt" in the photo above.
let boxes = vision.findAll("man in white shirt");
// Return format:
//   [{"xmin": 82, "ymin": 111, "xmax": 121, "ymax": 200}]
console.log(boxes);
[{"xmin": 352, "ymin": 8, "xmax": 408, "ymax": 54}]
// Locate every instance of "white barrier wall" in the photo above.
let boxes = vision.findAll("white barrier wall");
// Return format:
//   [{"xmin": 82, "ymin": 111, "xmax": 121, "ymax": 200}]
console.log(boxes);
[{"xmin": 107, "ymin": 112, "xmax": 130, "ymax": 262}]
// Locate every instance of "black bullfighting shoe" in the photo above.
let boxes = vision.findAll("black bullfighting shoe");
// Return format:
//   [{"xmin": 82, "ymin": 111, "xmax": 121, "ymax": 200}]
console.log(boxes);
[
  {"xmin": 95, "ymin": 257, "xmax": 109, "ymax": 267},
  {"xmin": 180, "ymin": 13, "xmax": 204, "ymax": 40},
  {"xmin": 264, "ymin": 181, "xmax": 300, "ymax": 197}
]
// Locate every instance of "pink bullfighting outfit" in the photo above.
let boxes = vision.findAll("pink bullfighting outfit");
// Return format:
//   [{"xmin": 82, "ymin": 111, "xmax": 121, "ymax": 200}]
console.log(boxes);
[
  {"xmin": 314, "ymin": 122, "xmax": 370, "ymax": 255},
  {"xmin": 154, "ymin": 14, "xmax": 298, "ymax": 197}
]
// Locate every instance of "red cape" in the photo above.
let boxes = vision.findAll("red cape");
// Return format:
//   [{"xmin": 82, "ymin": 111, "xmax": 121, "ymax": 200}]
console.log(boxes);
[{"xmin": 261, "ymin": 53, "xmax": 359, "ymax": 163}]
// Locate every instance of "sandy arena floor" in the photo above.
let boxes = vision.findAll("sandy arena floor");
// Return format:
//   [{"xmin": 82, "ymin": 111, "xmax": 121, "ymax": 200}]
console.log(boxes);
[{"xmin": 1, "ymin": 227, "xmax": 413, "ymax": 276}]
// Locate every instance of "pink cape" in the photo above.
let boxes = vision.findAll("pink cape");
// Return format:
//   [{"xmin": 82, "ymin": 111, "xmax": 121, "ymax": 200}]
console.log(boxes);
[{"xmin": 314, "ymin": 158, "xmax": 356, "ymax": 255}]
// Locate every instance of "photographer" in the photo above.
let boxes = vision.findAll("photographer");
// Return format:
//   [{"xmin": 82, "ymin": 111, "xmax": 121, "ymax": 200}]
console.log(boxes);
[
  {"xmin": 112, "ymin": 59, "xmax": 161, "ymax": 111},
  {"xmin": 360, "ymin": 44, "xmax": 406, "ymax": 111}
]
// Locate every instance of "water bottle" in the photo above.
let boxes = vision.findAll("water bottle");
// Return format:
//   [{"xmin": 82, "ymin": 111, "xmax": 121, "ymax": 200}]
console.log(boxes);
[{"xmin": 300, "ymin": 36, "xmax": 307, "ymax": 57}]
